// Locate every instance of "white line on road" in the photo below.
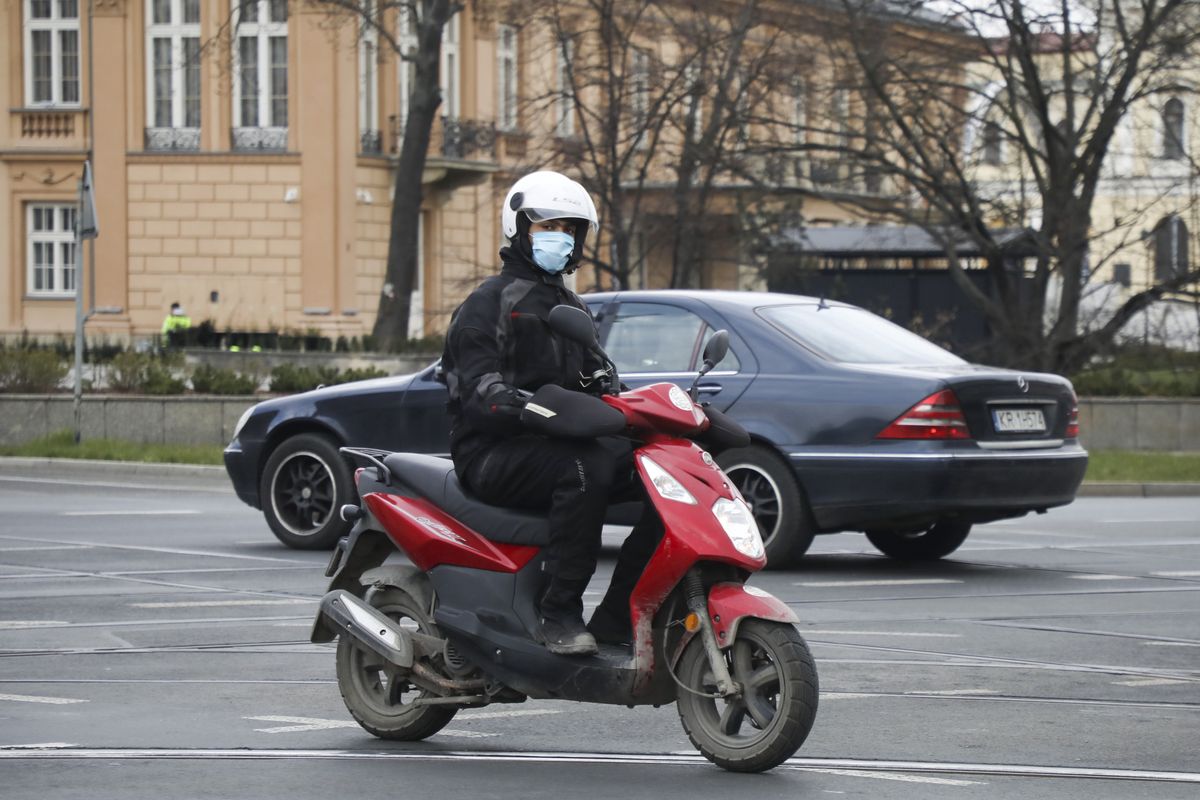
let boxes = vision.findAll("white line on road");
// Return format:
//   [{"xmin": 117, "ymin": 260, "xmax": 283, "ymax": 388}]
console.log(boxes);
[
  {"xmin": 248, "ymin": 716, "xmax": 358, "ymax": 734},
  {"xmin": 130, "ymin": 599, "xmax": 314, "ymax": 609},
  {"xmin": 802, "ymin": 630, "xmax": 961, "ymax": 638},
  {"xmin": 904, "ymin": 689, "xmax": 1000, "ymax": 696},
  {"xmin": 457, "ymin": 709, "xmax": 564, "ymax": 721},
  {"xmin": 0, "ymin": 621, "xmax": 70, "ymax": 630},
  {"xmin": 0, "ymin": 535, "xmax": 306, "ymax": 565},
  {"xmin": 1153, "ymin": 571, "xmax": 1200, "ymax": 577},
  {"xmin": 437, "ymin": 730, "xmax": 502, "ymax": 738},
  {"xmin": 1, "ymin": 743, "xmax": 77, "ymax": 749},
  {"xmin": 61, "ymin": 510, "xmax": 200, "ymax": 517},
  {"xmin": 0, "ymin": 546, "xmax": 91, "ymax": 552},
  {"xmin": 1144, "ymin": 641, "xmax": 1200, "ymax": 647},
  {"xmin": 1069, "ymin": 574, "xmax": 1138, "ymax": 581},
  {"xmin": 0, "ymin": 693, "xmax": 87, "ymax": 705},
  {"xmin": 802, "ymin": 768, "xmax": 984, "ymax": 786},
  {"xmin": 794, "ymin": 579, "xmax": 962, "ymax": 588},
  {"xmin": 1112, "ymin": 678, "xmax": 1192, "ymax": 687},
  {"xmin": 0, "ymin": 476, "xmax": 226, "ymax": 493},
  {"xmin": 1, "ymin": 748, "xmax": 1197, "ymax": 784}
]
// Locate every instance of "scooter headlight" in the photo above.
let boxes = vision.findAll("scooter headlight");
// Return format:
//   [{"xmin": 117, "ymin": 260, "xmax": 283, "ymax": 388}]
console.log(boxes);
[
  {"xmin": 639, "ymin": 456, "xmax": 696, "ymax": 505},
  {"xmin": 712, "ymin": 497, "xmax": 764, "ymax": 559}
]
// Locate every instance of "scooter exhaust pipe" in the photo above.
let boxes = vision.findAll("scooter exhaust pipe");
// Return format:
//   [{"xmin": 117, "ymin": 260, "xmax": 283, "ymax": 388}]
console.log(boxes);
[{"xmin": 313, "ymin": 590, "xmax": 414, "ymax": 668}]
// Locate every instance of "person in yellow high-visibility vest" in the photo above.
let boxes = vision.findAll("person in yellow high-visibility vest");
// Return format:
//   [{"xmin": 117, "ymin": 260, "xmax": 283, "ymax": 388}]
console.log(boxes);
[{"xmin": 161, "ymin": 302, "xmax": 192, "ymax": 347}]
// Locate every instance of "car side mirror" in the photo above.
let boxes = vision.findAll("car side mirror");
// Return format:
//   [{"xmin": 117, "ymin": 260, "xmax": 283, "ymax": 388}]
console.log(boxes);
[
  {"xmin": 701, "ymin": 330, "xmax": 729, "ymax": 370},
  {"xmin": 547, "ymin": 305, "xmax": 600, "ymax": 351}
]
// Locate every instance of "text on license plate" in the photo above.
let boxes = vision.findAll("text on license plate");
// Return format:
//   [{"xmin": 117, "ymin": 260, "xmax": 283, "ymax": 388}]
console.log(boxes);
[{"xmin": 992, "ymin": 408, "xmax": 1046, "ymax": 433}]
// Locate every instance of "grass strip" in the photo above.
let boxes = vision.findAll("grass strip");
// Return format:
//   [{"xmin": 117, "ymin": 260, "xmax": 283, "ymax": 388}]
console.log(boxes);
[
  {"xmin": 0, "ymin": 430, "xmax": 224, "ymax": 465},
  {"xmin": 1085, "ymin": 450, "xmax": 1200, "ymax": 483}
]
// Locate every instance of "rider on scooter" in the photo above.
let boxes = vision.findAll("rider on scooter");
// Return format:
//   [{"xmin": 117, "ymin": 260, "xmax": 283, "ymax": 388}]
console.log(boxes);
[{"xmin": 440, "ymin": 171, "xmax": 664, "ymax": 657}]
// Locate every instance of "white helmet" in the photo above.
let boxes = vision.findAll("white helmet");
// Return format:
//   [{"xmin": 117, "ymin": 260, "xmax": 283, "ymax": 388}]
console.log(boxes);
[{"xmin": 502, "ymin": 171, "xmax": 599, "ymax": 241}]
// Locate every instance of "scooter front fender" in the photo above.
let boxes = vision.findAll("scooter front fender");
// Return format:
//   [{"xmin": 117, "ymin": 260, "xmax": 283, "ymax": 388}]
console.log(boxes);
[{"xmin": 707, "ymin": 582, "xmax": 799, "ymax": 647}]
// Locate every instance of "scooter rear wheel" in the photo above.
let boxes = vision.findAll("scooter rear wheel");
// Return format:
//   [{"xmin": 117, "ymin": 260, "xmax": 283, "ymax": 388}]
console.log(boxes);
[
  {"xmin": 335, "ymin": 588, "xmax": 456, "ymax": 740},
  {"xmin": 676, "ymin": 620, "xmax": 818, "ymax": 772}
]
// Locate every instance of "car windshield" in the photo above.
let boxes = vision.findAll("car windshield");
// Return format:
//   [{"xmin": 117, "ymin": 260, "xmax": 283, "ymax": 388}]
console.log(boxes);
[{"xmin": 757, "ymin": 304, "xmax": 966, "ymax": 366}]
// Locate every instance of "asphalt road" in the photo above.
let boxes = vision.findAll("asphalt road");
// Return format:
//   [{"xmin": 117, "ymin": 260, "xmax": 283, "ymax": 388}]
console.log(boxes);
[{"xmin": 0, "ymin": 468, "xmax": 1198, "ymax": 799}]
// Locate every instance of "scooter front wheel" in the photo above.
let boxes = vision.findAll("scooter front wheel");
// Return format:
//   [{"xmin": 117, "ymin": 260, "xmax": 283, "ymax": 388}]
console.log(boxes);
[
  {"xmin": 676, "ymin": 619, "xmax": 818, "ymax": 772},
  {"xmin": 335, "ymin": 588, "xmax": 456, "ymax": 740}
]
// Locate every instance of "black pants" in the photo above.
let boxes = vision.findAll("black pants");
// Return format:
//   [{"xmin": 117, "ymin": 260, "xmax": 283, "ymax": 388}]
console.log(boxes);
[{"xmin": 460, "ymin": 435, "xmax": 664, "ymax": 620}]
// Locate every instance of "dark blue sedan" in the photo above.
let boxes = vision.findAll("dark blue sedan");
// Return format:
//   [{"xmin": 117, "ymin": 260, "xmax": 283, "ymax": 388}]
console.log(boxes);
[{"xmin": 224, "ymin": 291, "xmax": 1087, "ymax": 566}]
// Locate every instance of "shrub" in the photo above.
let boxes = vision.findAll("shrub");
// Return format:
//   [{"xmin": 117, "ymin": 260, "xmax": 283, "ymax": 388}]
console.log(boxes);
[
  {"xmin": 0, "ymin": 349, "xmax": 68, "ymax": 392},
  {"xmin": 190, "ymin": 363, "xmax": 259, "ymax": 395},
  {"xmin": 268, "ymin": 364, "xmax": 389, "ymax": 394},
  {"xmin": 107, "ymin": 352, "xmax": 186, "ymax": 395}
]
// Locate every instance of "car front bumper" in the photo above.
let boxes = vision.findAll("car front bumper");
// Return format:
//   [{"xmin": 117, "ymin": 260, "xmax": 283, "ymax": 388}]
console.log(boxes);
[
  {"xmin": 223, "ymin": 439, "xmax": 261, "ymax": 509},
  {"xmin": 787, "ymin": 442, "xmax": 1089, "ymax": 531}
]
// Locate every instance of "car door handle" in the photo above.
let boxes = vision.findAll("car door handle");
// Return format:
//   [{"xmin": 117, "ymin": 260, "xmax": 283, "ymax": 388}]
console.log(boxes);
[{"xmin": 696, "ymin": 383, "xmax": 723, "ymax": 395}]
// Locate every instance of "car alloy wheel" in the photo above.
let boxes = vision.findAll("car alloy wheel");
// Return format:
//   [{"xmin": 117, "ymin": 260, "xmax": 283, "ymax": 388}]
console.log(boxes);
[{"xmin": 270, "ymin": 450, "xmax": 336, "ymax": 537}]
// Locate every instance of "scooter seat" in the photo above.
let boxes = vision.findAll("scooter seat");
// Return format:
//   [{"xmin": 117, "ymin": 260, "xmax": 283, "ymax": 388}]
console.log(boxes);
[{"xmin": 381, "ymin": 453, "xmax": 552, "ymax": 546}]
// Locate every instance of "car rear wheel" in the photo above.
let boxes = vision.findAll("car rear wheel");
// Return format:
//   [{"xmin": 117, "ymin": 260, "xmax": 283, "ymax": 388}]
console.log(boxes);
[
  {"xmin": 260, "ymin": 432, "xmax": 353, "ymax": 550},
  {"xmin": 717, "ymin": 445, "xmax": 815, "ymax": 569},
  {"xmin": 865, "ymin": 520, "xmax": 972, "ymax": 560}
]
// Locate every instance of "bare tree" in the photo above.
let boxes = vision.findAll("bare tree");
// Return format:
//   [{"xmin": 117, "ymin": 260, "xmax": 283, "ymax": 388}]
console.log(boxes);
[
  {"xmin": 767, "ymin": 0, "xmax": 1200, "ymax": 372},
  {"xmin": 310, "ymin": 0, "xmax": 460, "ymax": 350},
  {"xmin": 520, "ymin": 0, "xmax": 778, "ymax": 291}
]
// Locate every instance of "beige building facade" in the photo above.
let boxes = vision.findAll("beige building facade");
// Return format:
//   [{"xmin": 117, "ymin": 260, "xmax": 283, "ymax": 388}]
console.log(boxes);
[{"xmin": 2, "ymin": 0, "xmax": 903, "ymax": 343}]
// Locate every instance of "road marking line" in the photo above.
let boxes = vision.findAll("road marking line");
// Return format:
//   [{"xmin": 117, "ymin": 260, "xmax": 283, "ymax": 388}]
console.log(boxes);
[
  {"xmin": 1154, "ymin": 571, "xmax": 1200, "ymax": 578},
  {"xmin": 61, "ymin": 510, "xmax": 200, "ymax": 517},
  {"xmin": 0, "ymin": 546, "xmax": 91, "ymax": 552},
  {"xmin": 130, "ymin": 599, "xmax": 314, "ymax": 609},
  {"xmin": 0, "ymin": 693, "xmax": 87, "ymax": 705},
  {"xmin": 436, "ymin": 730, "xmax": 501, "ymax": 738},
  {"xmin": 904, "ymin": 689, "xmax": 999, "ymax": 696},
  {"xmin": 0, "ymin": 476, "xmax": 227, "ymax": 493},
  {"xmin": 800, "ymin": 768, "xmax": 984, "ymax": 786},
  {"xmin": 248, "ymin": 716, "xmax": 359, "ymax": 733},
  {"xmin": 794, "ymin": 579, "xmax": 962, "ymax": 588},
  {"xmin": 1069, "ymin": 574, "xmax": 1137, "ymax": 581},
  {"xmin": 0, "ymin": 621, "xmax": 70, "ymax": 630},
  {"xmin": 803, "ymin": 630, "xmax": 961, "ymax": 638},
  {"xmin": 0, "ymin": 535, "xmax": 306, "ymax": 565},
  {"xmin": 1, "ymin": 748, "xmax": 1197, "ymax": 784},
  {"xmin": 1112, "ymin": 678, "xmax": 1192, "ymax": 687},
  {"xmin": 2, "ymin": 743, "xmax": 77, "ymax": 749},
  {"xmin": 1144, "ymin": 641, "xmax": 1200, "ymax": 648}
]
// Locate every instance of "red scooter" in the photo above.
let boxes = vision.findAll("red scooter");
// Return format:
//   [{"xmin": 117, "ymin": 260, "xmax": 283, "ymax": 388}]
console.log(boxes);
[{"xmin": 311, "ymin": 306, "xmax": 818, "ymax": 772}]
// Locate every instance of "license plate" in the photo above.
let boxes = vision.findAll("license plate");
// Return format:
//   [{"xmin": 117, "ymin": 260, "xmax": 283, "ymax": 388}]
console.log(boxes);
[{"xmin": 992, "ymin": 408, "xmax": 1046, "ymax": 433}]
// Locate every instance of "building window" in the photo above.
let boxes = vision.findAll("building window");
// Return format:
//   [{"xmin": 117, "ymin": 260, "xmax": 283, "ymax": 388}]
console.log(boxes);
[
  {"xmin": 1153, "ymin": 215, "xmax": 1189, "ymax": 282},
  {"xmin": 556, "ymin": 38, "xmax": 575, "ymax": 138},
  {"xmin": 441, "ymin": 13, "xmax": 460, "ymax": 119},
  {"xmin": 358, "ymin": 0, "xmax": 380, "ymax": 153},
  {"xmin": 982, "ymin": 121, "xmax": 1004, "ymax": 165},
  {"xmin": 791, "ymin": 80, "xmax": 806, "ymax": 146},
  {"xmin": 497, "ymin": 24, "xmax": 519, "ymax": 131},
  {"xmin": 24, "ymin": 0, "xmax": 81, "ymax": 107},
  {"xmin": 232, "ymin": 0, "xmax": 288, "ymax": 151},
  {"xmin": 1162, "ymin": 97, "xmax": 1185, "ymax": 160},
  {"xmin": 145, "ymin": 0, "xmax": 201, "ymax": 151},
  {"xmin": 26, "ymin": 204, "xmax": 77, "ymax": 298}
]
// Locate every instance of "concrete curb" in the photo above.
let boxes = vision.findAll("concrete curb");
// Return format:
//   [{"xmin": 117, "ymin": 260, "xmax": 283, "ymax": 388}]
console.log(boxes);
[{"xmin": 2, "ymin": 457, "xmax": 1198, "ymax": 497}]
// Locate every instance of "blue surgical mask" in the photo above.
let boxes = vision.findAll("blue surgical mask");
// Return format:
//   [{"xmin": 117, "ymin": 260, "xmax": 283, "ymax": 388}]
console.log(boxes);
[{"xmin": 530, "ymin": 231, "xmax": 575, "ymax": 274}]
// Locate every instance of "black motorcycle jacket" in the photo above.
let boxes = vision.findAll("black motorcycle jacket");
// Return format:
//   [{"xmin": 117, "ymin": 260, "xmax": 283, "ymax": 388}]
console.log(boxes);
[{"xmin": 441, "ymin": 247, "xmax": 607, "ymax": 471}]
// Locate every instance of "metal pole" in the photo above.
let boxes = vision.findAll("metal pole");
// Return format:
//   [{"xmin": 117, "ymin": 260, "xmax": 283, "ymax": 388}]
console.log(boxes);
[{"xmin": 73, "ymin": 180, "xmax": 85, "ymax": 445}]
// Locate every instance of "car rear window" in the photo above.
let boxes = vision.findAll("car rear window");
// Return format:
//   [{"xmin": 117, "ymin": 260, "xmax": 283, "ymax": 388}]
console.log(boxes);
[{"xmin": 757, "ymin": 304, "xmax": 966, "ymax": 366}]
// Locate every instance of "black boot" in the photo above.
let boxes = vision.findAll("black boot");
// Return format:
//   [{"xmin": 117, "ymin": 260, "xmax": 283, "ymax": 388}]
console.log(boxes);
[
  {"xmin": 586, "ymin": 602, "xmax": 632, "ymax": 646},
  {"xmin": 539, "ymin": 578, "xmax": 597, "ymax": 656}
]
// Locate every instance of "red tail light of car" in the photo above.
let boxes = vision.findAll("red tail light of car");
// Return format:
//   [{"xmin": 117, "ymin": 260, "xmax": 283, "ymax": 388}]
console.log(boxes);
[
  {"xmin": 1066, "ymin": 394, "xmax": 1080, "ymax": 439},
  {"xmin": 877, "ymin": 389, "xmax": 971, "ymax": 440}
]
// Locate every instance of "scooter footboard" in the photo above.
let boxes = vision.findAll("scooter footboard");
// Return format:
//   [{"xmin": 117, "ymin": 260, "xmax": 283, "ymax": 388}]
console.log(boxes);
[{"xmin": 707, "ymin": 582, "xmax": 799, "ymax": 647}]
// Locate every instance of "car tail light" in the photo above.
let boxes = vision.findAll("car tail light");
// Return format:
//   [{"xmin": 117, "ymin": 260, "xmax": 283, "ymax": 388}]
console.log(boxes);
[
  {"xmin": 877, "ymin": 389, "xmax": 971, "ymax": 440},
  {"xmin": 1066, "ymin": 394, "xmax": 1080, "ymax": 439}
]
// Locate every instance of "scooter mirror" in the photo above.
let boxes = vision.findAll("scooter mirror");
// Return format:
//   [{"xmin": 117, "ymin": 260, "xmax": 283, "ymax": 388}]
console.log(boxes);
[
  {"xmin": 702, "ymin": 330, "xmax": 730, "ymax": 369},
  {"xmin": 547, "ymin": 305, "xmax": 600, "ymax": 350}
]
